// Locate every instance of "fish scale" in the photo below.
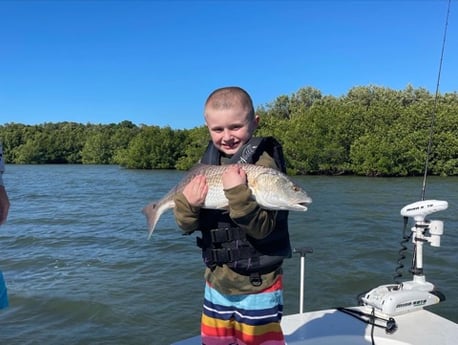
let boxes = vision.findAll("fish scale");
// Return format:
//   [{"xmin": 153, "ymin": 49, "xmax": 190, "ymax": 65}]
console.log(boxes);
[{"xmin": 143, "ymin": 163, "xmax": 312, "ymax": 238}]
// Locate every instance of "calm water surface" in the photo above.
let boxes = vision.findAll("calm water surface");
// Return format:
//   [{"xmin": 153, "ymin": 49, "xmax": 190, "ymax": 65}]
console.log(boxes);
[{"xmin": 0, "ymin": 165, "xmax": 457, "ymax": 344}]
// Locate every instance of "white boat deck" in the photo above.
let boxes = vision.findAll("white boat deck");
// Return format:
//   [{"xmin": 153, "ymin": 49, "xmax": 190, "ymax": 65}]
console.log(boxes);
[{"xmin": 172, "ymin": 306, "xmax": 458, "ymax": 345}]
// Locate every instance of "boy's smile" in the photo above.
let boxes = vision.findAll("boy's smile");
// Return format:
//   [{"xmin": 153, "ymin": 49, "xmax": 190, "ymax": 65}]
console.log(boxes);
[{"xmin": 205, "ymin": 107, "xmax": 259, "ymax": 156}]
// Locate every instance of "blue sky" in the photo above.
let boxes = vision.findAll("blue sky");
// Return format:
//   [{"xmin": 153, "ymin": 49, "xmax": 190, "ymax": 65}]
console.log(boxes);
[{"xmin": 0, "ymin": 0, "xmax": 456, "ymax": 129}]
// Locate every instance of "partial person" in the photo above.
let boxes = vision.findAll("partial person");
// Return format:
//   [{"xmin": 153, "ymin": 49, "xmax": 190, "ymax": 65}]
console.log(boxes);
[{"xmin": 0, "ymin": 142, "xmax": 10, "ymax": 309}]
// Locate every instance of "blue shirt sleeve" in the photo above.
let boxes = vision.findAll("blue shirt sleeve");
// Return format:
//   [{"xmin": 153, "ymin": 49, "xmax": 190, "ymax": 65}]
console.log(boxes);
[{"xmin": 0, "ymin": 271, "xmax": 8, "ymax": 309}]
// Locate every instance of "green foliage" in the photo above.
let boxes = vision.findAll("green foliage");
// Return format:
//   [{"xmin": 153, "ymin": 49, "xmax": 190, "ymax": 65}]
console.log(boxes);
[
  {"xmin": 1, "ymin": 85, "xmax": 457, "ymax": 176},
  {"xmin": 115, "ymin": 126, "xmax": 186, "ymax": 169},
  {"xmin": 81, "ymin": 131, "xmax": 113, "ymax": 164},
  {"xmin": 175, "ymin": 126, "xmax": 210, "ymax": 170}
]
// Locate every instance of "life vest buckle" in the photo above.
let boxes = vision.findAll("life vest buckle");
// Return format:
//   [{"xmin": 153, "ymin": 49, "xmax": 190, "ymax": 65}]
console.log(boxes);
[
  {"xmin": 210, "ymin": 248, "xmax": 235, "ymax": 264},
  {"xmin": 210, "ymin": 227, "xmax": 245, "ymax": 243}
]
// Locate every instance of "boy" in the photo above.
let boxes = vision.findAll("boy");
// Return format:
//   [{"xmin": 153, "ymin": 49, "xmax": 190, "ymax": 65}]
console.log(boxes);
[{"xmin": 173, "ymin": 87, "xmax": 291, "ymax": 345}]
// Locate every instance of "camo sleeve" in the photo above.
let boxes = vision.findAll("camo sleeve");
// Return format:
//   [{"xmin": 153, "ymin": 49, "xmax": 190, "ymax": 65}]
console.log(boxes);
[
  {"xmin": 224, "ymin": 152, "xmax": 279, "ymax": 239},
  {"xmin": 173, "ymin": 192, "xmax": 201, "ymax": 234}
]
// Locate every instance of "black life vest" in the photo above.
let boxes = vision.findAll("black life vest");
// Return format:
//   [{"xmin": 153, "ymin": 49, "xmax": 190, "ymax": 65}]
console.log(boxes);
[{"xmin": 197, "ymin": 137, "xmax": 292, "ymax": 284}]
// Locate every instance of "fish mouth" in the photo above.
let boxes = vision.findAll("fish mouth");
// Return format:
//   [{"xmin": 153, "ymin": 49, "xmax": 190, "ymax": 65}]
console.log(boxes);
[
  {"xmin": 295, "ymin": 203, "xmax": 310, "ymax": 211},
  {"xmin": 294, "ymin": 198, "xmax": 312, "ymax": 211}
]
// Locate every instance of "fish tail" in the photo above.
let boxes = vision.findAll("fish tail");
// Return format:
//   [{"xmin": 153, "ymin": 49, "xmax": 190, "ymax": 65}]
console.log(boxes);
[
  {"xmin": 142, "ymin": 198, "xmax": 175, "ymax": 239},
  {"xmin": 142, "ymin": 202, "xmax": 159, "ymax": 239}
]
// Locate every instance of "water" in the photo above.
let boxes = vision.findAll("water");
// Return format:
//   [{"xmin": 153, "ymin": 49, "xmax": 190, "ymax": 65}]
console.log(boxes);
[{"xmin": 0, "ymin": 165, "xmax": 456, "ymax": 344}]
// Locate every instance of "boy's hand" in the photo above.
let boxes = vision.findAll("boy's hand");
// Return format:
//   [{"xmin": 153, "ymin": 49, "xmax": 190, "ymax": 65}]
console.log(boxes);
[
  {"xmin": 222, "ymin": 164, "xmax": 247, "ymax": 190},
  {"xmin": 182, "ymin": 175, "xmax": 208, "ymax": 207}
]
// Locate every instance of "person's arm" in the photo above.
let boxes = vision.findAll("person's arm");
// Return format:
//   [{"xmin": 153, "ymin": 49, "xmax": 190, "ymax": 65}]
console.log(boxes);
[
  {"xmin": 173, "ymin": 175, "xmax": 208, "ymax": 233},
  {"xmin": 0, "ymin": 144, "xmax": 9, "ymax": 225},
  {"xmin": 0, "ymin": 185, "xmax": 9, "ymax": 225},
  {"xmin": 223, "ymin": 153, "xmax": 279, "ymax": 239},
  {"xmin": 0, "ymin": 144, "xmax": 4, "ymax": 178},
  {"xmin": 173, "ymin": 193, "xmax": 201, "ymax": 233}
]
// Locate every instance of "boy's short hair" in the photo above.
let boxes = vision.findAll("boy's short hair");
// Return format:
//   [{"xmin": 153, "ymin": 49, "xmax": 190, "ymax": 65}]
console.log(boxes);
[{"xmin": 205, "ymin": 86, "xmax": 255, "ymax": 120}]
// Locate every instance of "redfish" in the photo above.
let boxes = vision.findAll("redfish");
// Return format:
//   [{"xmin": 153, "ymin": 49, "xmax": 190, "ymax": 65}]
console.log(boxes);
[{"xmin": 143, "ymin": 164, "xmax": 312, "ymax": 238}]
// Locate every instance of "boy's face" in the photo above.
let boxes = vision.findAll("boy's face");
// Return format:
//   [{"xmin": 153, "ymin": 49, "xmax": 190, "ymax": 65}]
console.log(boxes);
[{"xmin": 205, "ymin": 105, "xmax": 259, "ymax": 156}]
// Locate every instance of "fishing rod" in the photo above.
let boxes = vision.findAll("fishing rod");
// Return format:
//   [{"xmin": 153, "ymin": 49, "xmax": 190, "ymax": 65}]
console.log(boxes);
[
  {"xmin": 359, "ymin": 0, "xmax": 452, "ymax": 318},
  {"xmin": 420, "ymin": 0, "xmax": 452, "ymax": 200}
]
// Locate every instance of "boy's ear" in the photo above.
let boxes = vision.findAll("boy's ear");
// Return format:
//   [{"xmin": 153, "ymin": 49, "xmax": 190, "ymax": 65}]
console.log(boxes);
[{"xmin": 253, "ymin": 115, "xmax": 260, "ymax": 127}]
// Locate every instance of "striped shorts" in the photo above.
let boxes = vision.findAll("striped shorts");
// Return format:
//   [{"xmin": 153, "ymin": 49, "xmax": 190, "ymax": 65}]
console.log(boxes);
[{"xmin": 201, "ymin": 276, "xmax": 285, "ymax": 345}]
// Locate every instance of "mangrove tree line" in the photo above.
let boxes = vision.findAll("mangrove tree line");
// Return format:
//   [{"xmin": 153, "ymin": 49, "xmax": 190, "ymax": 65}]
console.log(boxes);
[{"xmin": 1, "ymin": 85, "xmax": 457, "ymax": 176}]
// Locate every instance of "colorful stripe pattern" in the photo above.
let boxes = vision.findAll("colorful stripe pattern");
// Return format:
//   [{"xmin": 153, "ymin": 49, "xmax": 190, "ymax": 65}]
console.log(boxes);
[{"xmin": 201, "ymin": 277, "xmax": 285, "ymax": 345}]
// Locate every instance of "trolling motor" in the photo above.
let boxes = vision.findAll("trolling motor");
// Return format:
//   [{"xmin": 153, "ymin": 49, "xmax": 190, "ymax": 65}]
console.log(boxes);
[{"xmin": 360, "ymin": 199, "xmax": 448, "ymax": 316}]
